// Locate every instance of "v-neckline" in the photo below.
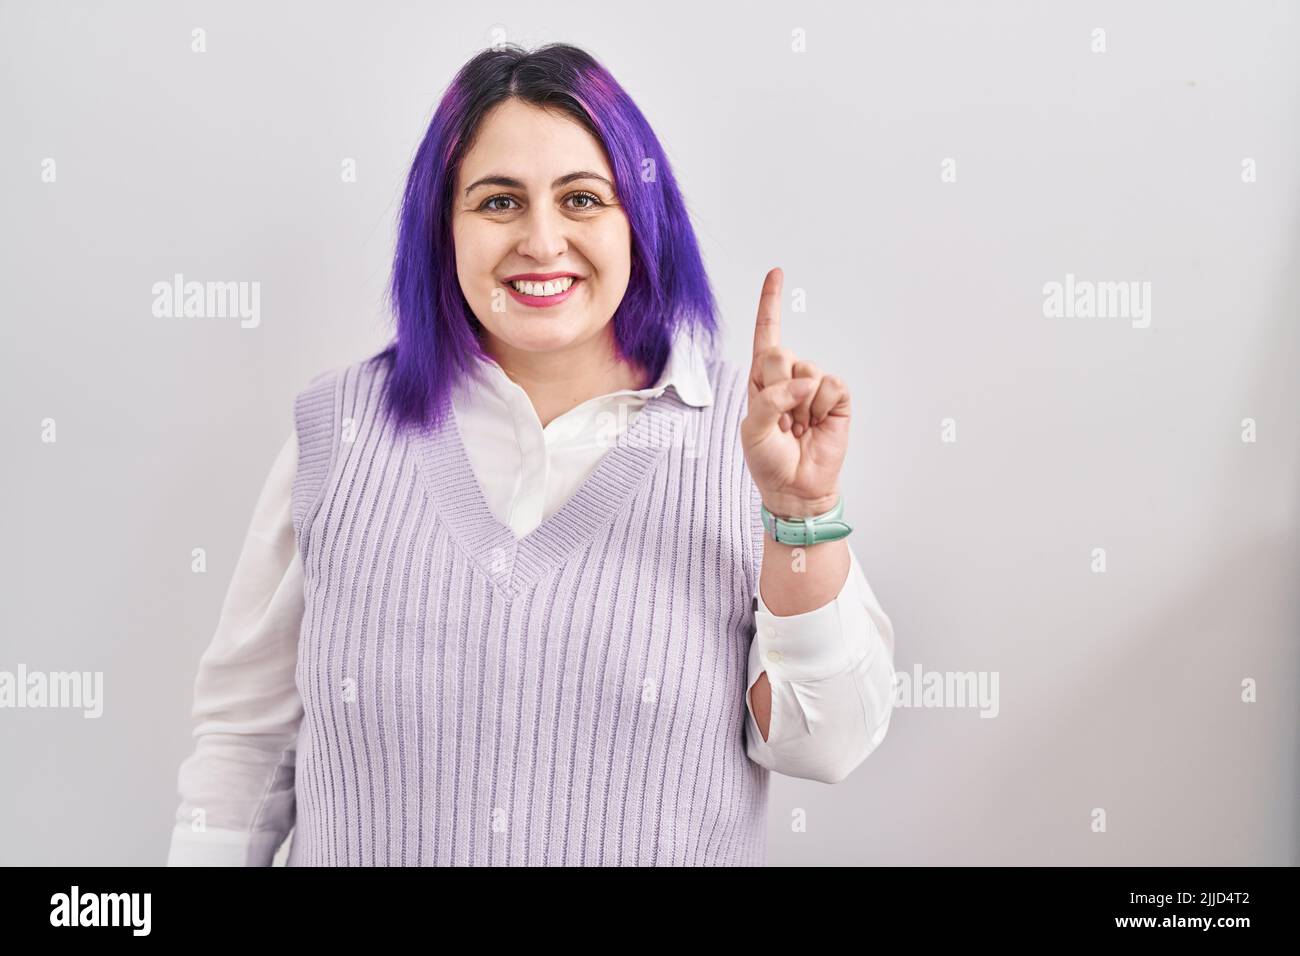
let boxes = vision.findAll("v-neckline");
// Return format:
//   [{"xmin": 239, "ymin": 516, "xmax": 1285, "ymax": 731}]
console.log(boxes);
[{"xmin": 412, "ymin": 386, "xmax": 688, "ymax": 600}]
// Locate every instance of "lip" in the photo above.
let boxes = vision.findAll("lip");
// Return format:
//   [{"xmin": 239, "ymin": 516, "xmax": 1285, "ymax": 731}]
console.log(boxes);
[
  {"xmin": 501, "ymin": 271, "xmax": 582, "ymax": 282},
  {"xmin": 501, "ymin": 274, "xmax": 583, "ymax": 309}
]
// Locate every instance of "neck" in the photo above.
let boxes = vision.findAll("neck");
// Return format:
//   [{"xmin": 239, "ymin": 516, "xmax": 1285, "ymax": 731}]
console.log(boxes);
[{"xmin": 482, "ymin": 324, "xmax": 648, "ymax": 428}]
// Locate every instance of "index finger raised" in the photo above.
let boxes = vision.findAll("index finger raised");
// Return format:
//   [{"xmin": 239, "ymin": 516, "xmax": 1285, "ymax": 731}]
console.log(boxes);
[{"xmin": 752, "ymin": 266, "xmax": 783, "ymax": 361}]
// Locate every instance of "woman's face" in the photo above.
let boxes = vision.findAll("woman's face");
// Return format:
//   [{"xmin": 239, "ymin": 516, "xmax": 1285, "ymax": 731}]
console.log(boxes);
[{"xmin": 452, "ymin": 97, "xmax": 632, "ymax": 362}]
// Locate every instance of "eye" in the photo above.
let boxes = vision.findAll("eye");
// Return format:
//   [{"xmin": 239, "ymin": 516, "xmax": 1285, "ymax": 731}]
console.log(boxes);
[
  {"xmin": 566, "ymin": 191, "xmax": 605, "ymax": 210},
  {"xmin": 478, "ymin": 193, "xmax": 520, "ymax": 213}
]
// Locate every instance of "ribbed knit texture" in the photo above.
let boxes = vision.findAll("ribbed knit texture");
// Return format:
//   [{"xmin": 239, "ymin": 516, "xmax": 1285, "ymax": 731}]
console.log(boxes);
[{"xmin": 284, "ymin": 354, "xmax": 769, "ymax": 866}]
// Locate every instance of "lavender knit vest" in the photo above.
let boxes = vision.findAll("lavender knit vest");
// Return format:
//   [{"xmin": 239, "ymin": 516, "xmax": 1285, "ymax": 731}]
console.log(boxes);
[{"xmin": 283, "ymin": 353, "xmax": 769, "ymax": 866}]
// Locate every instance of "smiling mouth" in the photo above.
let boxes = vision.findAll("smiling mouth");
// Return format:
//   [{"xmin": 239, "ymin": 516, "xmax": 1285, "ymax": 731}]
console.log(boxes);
[
  {"xmin": 503, "ymin": 276, "xmax": 581, "ymax": 297},
  {"xmin": 501, "ymin": 277, "xmax": 585, "ymax": 303}
]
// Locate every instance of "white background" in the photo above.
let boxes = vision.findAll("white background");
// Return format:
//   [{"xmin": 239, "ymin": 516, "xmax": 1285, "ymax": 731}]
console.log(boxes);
[{"xmin": 1, "ymin": 0, "xmax": 1296, "ymax": 864}]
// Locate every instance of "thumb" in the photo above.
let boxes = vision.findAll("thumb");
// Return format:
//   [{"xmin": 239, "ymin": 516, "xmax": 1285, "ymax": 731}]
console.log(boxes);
[{"xmin": 749, "ymin": 378, "xmax": 815, "ymax": 430}]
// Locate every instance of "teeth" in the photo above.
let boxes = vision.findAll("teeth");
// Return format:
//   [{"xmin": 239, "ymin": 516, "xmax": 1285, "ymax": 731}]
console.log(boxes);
[{"xmin": 508, "ymin": 276, "xmax": 576, "ymax": 296}]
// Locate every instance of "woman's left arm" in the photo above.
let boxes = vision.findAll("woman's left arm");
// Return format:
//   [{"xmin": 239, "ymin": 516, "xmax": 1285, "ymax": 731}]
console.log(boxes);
[
  {"xmin": 740, "ymin": 267, "xmax": 896, "ymax": 782},
  {"xmin": 745, "ymin": 533, "xmax": 897, "ymax": 783}
]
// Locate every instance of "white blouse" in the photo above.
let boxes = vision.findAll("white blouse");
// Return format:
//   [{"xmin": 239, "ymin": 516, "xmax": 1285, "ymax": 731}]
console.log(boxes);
[{"xmin": 167, "ymin": 330, "xmax": 897, "ymax": 865}]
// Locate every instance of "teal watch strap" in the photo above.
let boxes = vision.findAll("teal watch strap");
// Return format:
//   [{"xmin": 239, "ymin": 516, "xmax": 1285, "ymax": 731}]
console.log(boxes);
[{"xmin": 760, "ymin": 496, "xmax": 852, "ymax": 546}]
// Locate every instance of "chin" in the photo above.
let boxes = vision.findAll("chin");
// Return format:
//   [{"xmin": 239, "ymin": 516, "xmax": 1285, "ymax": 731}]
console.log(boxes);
[{"xmin": 490, "ymin": 315, "xmax": 594, "ymax": 355}]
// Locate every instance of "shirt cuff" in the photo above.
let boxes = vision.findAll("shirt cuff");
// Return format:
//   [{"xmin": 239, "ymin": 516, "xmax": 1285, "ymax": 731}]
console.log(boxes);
[
  {"xmin": 166, "ymin": 822, "xmax": 288, "ymax": 867},
  {"xmin": 752, "ymin": 543, "xmax": 879, "ymax": 683}
]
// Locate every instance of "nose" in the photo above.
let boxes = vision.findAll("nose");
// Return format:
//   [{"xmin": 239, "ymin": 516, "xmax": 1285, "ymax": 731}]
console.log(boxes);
[{"xmin": 515, "ymin": 202, "xmax": 568, "ymax": 262}]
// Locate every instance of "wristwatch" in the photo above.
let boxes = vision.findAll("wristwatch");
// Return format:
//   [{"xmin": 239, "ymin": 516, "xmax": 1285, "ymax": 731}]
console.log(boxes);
[{"xmin": 759, "ymin": 496, "xmax": 853, "ymax": 546}]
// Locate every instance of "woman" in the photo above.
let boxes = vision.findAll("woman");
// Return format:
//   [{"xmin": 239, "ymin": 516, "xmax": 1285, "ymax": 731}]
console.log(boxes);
[{"xmin": 168, "ymin": 43, "xmax": 897, "ymax": 867}]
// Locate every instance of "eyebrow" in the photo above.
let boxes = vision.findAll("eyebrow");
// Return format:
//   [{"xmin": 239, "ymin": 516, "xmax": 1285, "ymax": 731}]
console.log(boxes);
[{"xmin": 462, "ymin": 170, "xmax": 614, "ymax": 197}]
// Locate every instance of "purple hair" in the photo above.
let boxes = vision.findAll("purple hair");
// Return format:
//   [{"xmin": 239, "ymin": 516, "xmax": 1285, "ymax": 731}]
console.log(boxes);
[{"xmin": 371, "ymin": 42, "xmax": 721, "ymax": 436}]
